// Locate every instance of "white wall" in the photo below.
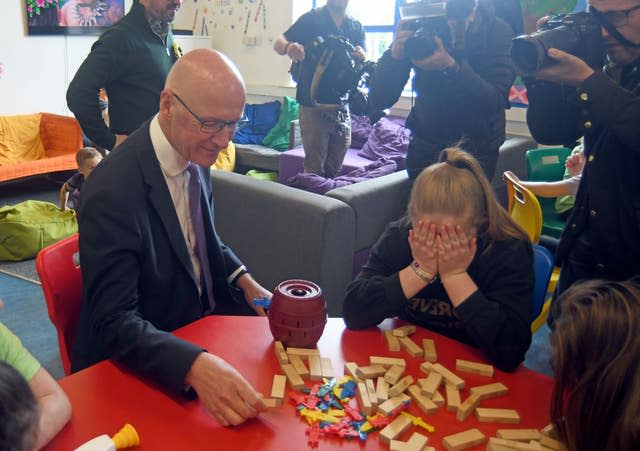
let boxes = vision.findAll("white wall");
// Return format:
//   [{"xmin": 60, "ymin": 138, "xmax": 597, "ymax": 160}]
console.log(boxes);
[{"xmin": 0, "ymin": 0, "xmax": 529, "ymax": 135}]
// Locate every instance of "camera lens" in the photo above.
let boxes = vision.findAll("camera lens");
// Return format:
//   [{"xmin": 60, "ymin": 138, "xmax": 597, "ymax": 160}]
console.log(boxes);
[{"xmin": 511, "ymin": 37, "xmax": 547, "ymax": 73}]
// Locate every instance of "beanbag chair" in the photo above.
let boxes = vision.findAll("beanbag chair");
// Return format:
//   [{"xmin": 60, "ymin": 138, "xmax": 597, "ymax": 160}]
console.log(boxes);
[
  {"xmin": 0, "ymin": 200, "xmax": 77, "ymax": 261},
  {"xmin": 263, "ymin": 96, "xmax": 300, "ymax": 151},
  {"xmin": 233, "ymin": 101, "xmax": 281, "ymax": 145}
]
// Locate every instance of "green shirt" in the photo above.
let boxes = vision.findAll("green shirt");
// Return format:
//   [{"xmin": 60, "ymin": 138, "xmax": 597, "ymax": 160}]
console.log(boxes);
[{"xmin": 0, "ymin": 322, "xmax": 41, "ymax": 381}]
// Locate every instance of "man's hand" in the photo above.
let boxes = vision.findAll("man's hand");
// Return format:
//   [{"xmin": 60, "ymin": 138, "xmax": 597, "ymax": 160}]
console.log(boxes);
[
  {"xmin": 436, "ymin": 224, "xmax": 476, "ymax": 281},
  {"xmin": 352, "ymin": 46, "xmax": 367, "ymax": 62},
  {"xmin": 535, "ymin": 48, "xmax": 595, "ymax": 86},
  {"xmin": 391, "ymin": 20, "xmax": 415, "ymax": 60},
  {"xmin": 408, "ymin": 220, "xmax": 439, "ymax": 280},
  {"xmin": 185, "ymin": 353, "xmax": 266, "ymax": 426},
  {"xmin": 411, "ymin": 37, "xmax": 455, "ymax": 71},
  {"xmin": 236, "ymin": 273, "xmax": 271, "ymax": 316},
  {"xmin": 287, "ymin": 43, "xmax": 306, "ymax": 63}
]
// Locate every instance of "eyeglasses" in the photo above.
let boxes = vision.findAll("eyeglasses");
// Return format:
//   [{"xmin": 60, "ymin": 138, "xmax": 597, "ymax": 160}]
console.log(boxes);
[
  {"xmin": 592, "ymin": 4, "xmax": 640, "ymax": 28},
  {"xmin": 171, "ymin": 93, "xmax": 249, "ymax": 134}
]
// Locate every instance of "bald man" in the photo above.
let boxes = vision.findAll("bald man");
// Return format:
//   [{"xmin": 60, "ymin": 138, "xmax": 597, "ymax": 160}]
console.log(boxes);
[{"xmin": 72, "ymin": 49, "xmax": 269, "ymax": 426}]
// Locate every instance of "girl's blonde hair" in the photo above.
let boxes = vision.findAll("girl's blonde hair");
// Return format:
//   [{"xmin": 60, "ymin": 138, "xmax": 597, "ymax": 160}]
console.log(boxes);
[{"xmin": 408, "ymin": 147, "xmax": 528, "ymax": 242}]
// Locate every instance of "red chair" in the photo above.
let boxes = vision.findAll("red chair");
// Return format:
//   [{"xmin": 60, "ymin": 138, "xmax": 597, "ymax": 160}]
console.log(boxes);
[{"xmin": 35, "ymin": 233, "xmax": 82, "ymax": 375}]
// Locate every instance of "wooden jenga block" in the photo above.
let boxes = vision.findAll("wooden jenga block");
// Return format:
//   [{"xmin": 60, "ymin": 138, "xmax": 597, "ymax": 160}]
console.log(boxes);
[
  {"xmin": 379, "ymin": 414, "xmax": 413, "ymax": 444},
  {"xmin": 370, "ymin": 356, "xmax": 407, "ymax": 368},
  {"xmin": 356, "ymin": 365, "xmax": 387, "ymax": 379},
  {"xmin": 270, "ymin": 374, "xmax": 287, "ymax": 404},
  {"xmin": 274, "ymin": 341, "xmax": 289, "ymax": 365},
  {"xmin": 308, "ymin": 355, "xmax": 322, "ymax": 381},
  {"xmin": 398, "ymin": 336, "xmax": 424, "ymax": 357},
  {"xmin": 288, "ymin": 354, "xmax": 309, "ymax": 378},
  {"xmin": 456, "ymin": 359, "xmax": 494, "ymax": 377},
  {"xmin": 496, "ymin": 429, "xmax": 541, "ymax": 442},
  {"xmin": 281, "ymin": 363, "xmax": 305, "ymax": 390},
  {"xmin": 377, "ymin": 393, "xmax": 411, "ymax": 416},
  {"xmin": 344, "ymin": 362, "xmax": 361, "ymax": 382},
  {"xmin": 529, "ymin": 440, "xmax": 555, "ymax": 450},
  {"xmin": 420, "ymin": 371, "xmax": 443, "ymax": 397},
  {"xmin": 263, "ymin": 398, "xmax": 281, "ymax": 408},
  {"xmin": 357, "ymin": 382, "xmax": 373, "ymax": 416},
  {"xmin": 456, "ymin": 393, "xmax": 481, "ymax": 421},
  {"xmin": 488, "ymin": 437, "xmax": 540, "ymax": 450},
  {"xmin": 539, "ymin": 435, "xmax": 566, "ymax": 450},
  {"xmin": 376, "ymin": 377, "xmax": 389, "ymax": 402},
  {"xmin": 365, "ymin": 378, "xmax": 378, "ymax": 407},
  {"xmin": 446, "ymin": 382, "xmax": 461, "ymax": 412},
  {"xmin": 384, "ymin": 365, "xmax": 406, "ymax": 385},
  {"xmin": 390, "ymin": 432, "xmax": 430, "ymax": 451},
  {"xmin": 431, "ymin": 363, "xmax": 465, "ymax": 389},
  {"xmin": 422, "ymin": 338, "xmax": 437, "ymax": 362},
  {"xmin": 476, "ymin": 408, "xmax": 521, "ymax": 424},
  {"xmin": 320, "ymin": 357, "xmax": 334, "ymax": 378},
  {"xmin": 442, "ymin": 428, "xmax": 486, "ymax": 450},
  {"xmin": 286, "ymin": 347, "xmax": 320, "ymax": 357},
  {"xmin": 385, "ymin": 329, "xmax": 402, "ymax": 352},
  {"xmin": 420, "ymin": 361, "xmax": 434, "ymax": 374},
  {"xmin": 392, "ymin": 325, "xmax": 417, "ymax": 337},
  {"xmin": 432, "ymin": 389, "xmax": 445, "ymax": 406},
  {"xmin": 389, "ymin": 375, "xmax": 414, "ymax": 397},
  {"xmin": 407, "ymin": 384, "xmax": 439, "ymax": 414},
  {"xmin": 469, "ymin": 382, "xmax": 508, "ymax": 401}
]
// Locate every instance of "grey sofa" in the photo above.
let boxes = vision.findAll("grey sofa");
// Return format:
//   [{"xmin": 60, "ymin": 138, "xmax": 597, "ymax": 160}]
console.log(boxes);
[{"xmin": 211, "ymin": 170, "xmax": 410, "ymax": 317}]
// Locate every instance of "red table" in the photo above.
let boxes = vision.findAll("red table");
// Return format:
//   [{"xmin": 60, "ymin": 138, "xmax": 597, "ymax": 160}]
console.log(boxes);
[{"xmin": 45, "ymin": 317, "xmax": 553, "ymax": 450}]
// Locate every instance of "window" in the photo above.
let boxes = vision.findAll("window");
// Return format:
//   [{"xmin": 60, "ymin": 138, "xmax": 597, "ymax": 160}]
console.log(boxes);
[{"xmin": 310, "ymin": 0, "xmax": 402, "ymax": 61}]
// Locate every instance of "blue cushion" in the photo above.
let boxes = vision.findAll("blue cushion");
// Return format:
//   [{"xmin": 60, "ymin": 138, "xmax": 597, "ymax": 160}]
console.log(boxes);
[{"xmin": 233, "ymin": 101, "xmax": 281, "ymax": 145}]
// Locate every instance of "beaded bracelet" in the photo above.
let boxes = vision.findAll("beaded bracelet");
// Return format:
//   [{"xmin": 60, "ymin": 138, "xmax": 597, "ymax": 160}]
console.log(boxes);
[{"xmin": 410, "ymin": 260, "xmax": 436, "ymax": 284}]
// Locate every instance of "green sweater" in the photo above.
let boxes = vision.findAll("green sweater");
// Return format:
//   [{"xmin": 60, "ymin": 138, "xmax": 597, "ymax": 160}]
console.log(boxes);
[{"xmin": 67, "ymin": 2, "xmax": 177, "ymax": 150}]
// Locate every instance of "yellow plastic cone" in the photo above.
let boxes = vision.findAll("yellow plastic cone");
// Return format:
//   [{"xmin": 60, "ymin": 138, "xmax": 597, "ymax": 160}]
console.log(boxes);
[{"xmin": 111, "ymin": 424, "xmax": 140, "ymax": 449}]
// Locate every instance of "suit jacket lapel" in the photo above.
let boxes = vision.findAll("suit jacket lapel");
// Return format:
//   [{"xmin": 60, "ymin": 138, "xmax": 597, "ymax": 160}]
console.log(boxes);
[{"xmin": 137, "ymin": 124, "xmax": 198, "ymax": 286}]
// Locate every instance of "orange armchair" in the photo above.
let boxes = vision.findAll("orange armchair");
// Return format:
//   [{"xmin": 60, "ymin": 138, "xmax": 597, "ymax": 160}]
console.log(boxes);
[{"xmin": 0, "ymin": 113, "xmax": 82, "ymax": 183}]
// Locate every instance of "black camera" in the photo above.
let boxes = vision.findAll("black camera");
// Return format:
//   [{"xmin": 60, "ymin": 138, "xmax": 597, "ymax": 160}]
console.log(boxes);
[
  {"xmin": 404, "ymin": 16, "xmax": 451, "ymax": 60},
  {"xmin": 511, "ymin": 11, "xmax": 605, "ymax": 74}
]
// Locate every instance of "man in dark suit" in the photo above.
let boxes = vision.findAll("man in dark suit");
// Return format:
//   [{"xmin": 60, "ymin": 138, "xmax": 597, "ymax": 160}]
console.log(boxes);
[{"xmin": 72, "ymin": 49, "xmax": 269, "ymax": 427}]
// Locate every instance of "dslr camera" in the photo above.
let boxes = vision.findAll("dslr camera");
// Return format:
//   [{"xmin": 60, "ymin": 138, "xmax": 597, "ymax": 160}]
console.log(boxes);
[
  {"xmin": 400, "ymin": 0, "xmax": 477, "ymax": 60},
  {"xmin": 511, "ymin": 11, "xmax": 605, "ymax": 74}
]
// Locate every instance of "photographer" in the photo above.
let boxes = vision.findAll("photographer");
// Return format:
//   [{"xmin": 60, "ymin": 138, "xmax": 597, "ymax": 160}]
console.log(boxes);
[
  {"xmin": 273, "ymin": 0, "xmax": 365, "ymax": 178},
  {"xmin": 368, "ymin": 0, "xmax": 516, "ymax": 180},
  {"xmin": 523, "ymin": 0, "xmax": 640, "ymax": 326}
]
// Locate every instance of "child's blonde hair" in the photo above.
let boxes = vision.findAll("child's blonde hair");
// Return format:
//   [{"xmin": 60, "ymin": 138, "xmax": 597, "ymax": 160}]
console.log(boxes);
[
  {"xmin": 408, "ymin": 147, "xmax": 528, "ymax": 242},
  {"xmin": 75, "ymin": 147, "xmax": 102, "ymax": 168}
]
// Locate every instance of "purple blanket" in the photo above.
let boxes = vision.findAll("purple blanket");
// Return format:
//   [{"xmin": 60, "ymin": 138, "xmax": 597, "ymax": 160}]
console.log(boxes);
[
  {"xmin": 358, "ymin": 116, "xmax": 409, "ymax": 162},
  {"xmin": 287, "ymin": 159, "xmax": 397, "ymax": 195}
]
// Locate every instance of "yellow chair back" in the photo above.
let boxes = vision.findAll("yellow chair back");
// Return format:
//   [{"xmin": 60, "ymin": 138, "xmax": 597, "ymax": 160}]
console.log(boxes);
[{"xmin": 503, "ymin": 171, "xmax": 543, "ymax": 244}]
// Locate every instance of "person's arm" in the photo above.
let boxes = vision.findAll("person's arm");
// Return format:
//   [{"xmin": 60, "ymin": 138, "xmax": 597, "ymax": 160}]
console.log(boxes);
[
  {"xmin": 59, "ymin": 184, "xmax": 69, "ymax": 211},
  {"xmin": 367, "ymin": 49, "xmax": 413, "ymax": 111},
  {"xmin": 504, "ymin": 171, "xmax": 575, "ymax": 197},
  {"xmin": 451, "ymin": 239, "xmax": 534, "ymax": 372},
  {"xmin": 273, "ymin": 34, "xmax": 306, "ymax": 62},
  {"xmin": 67, "ymin": 34, "xmax": 129, "ymax": 150},
  {"xmin": 29, "ymin": 367, "xmax": 72, "ymax": 449},
  {"xmin": 343, "ymin": 223, "xmax": 415, "ymax": 329}
]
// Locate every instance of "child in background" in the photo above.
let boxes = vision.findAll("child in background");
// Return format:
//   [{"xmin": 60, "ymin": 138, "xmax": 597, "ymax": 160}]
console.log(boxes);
[
  {"xmin": 0, "ymin": 361, "xmax": 39, "ymax": 451},
  {"xmin": 0, "ymin": 297, "xmax": 71, "ymax": 449},
  {"xmin": 504, "ymin": 143, "xmax": 585, "ymax": 219},
  {"xmin": 550, "ymin": 279, "xmax": 640, "ymax": 451},
  {"xmin": 60, "ymin": 147, "xmax": 103, "ymax": 211}
]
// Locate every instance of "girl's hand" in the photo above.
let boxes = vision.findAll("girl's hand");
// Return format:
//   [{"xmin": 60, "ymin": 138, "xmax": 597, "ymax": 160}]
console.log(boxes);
[
  {"xmin": 436, "ymin": 224, "xmax": 476, "ymax": 280},
  {"xmin": 408, "ymin": 220, "xmax": 438, "ymax": 279}
]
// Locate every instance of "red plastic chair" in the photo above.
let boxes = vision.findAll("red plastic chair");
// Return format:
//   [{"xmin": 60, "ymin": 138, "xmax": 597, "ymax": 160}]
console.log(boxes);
[{"xmin": 35, "ymin": 233, "xmax": 82, "ymax": 375}]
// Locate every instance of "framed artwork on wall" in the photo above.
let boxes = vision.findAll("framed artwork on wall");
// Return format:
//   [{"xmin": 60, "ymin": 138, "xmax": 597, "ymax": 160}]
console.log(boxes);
[{"xmin": 26, "ymin": 0, "xmax": 125, "ymax": 35}]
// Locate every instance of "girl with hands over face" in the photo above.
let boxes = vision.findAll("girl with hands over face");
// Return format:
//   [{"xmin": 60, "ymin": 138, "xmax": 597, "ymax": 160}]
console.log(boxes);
[{"xmin": 343, "ymin": 148, "xmax": 534, "ymax": 371}]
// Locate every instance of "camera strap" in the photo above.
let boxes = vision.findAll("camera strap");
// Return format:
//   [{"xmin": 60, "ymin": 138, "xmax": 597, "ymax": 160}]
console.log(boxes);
[{"xmin": 591, "ymin": 8, "xmax": 640, "ymax": 49}]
